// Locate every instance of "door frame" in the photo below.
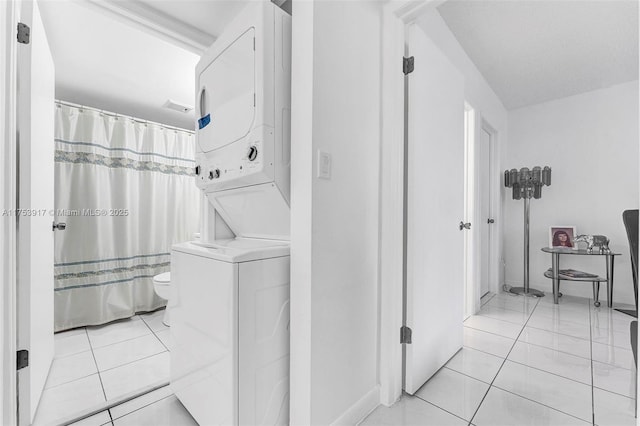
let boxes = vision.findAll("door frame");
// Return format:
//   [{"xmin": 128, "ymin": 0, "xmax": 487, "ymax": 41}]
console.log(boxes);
[
  {"xmin": 378, "ymin": 0, "xmax": 447, "ymax": 406},
  {"xmin": 463, "ymin": 108, "xmax": 501, "ymax": 319},
  {"xmin": 1, "ymin": 0, "xmax": 19, "ymax": 424},
  {"xmin": 463, "ymin": 102, "xmax": 477, "ymax": 319},
  {"xmin": 479, "ymin": 117, "xmax": 500, "ymax": 298}
]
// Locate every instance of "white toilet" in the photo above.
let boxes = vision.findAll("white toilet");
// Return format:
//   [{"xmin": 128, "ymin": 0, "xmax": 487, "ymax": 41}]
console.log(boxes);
[{"xmin": 152, "ymin": 272, "xmax": 171, "ymax": 326}]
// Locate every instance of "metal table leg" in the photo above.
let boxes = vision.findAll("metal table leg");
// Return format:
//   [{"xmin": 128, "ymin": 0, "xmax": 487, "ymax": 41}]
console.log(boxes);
[
  {"xmin": 606, "ymin": 254, "xmax": 615, "ymax": 308},
  {"xmin": 592, "ymin": 281, "xmax": 601, "ymax": 307},
  {"xmin": 552, "ymin": 253, "xmax": 560, "ymax": 304}
]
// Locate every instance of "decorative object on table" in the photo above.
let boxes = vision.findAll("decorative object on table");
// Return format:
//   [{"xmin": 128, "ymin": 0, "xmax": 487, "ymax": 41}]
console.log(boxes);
[
  {"xmin": 556, "ymin": 269, "xmax": 598, "ymax": 278},
  {"xmin": 504, "ymin": 166, "xmax": 551, "ymax": 297},
  {"xmin": 573, "ymin": 234, "xmax": 611, "ymax": 254},
  {"xmin": 549, "ymin": 226, "xmax": 577, "ymax": 249}
]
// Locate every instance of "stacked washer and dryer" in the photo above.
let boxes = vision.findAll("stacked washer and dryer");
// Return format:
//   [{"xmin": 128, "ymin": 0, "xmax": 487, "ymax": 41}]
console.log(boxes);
[{"xmin": 170, "ymin": 3, "xmax": 292, "ymax": 425}]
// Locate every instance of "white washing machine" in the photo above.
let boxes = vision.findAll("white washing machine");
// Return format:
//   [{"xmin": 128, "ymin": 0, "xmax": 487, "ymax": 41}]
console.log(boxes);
[
  {"xmin": 171, "ymin": 2, "xmax": 292, "ymax": 425},
  {"xmin": 171, "ymin": 239, "xmax": 290, "ymax": 425}
]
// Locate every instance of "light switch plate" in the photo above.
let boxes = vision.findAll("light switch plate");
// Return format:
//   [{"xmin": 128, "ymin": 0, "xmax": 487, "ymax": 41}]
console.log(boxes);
[{"xmin": 317, "ymin": 150, "xmax": 331, "ymax": 180}]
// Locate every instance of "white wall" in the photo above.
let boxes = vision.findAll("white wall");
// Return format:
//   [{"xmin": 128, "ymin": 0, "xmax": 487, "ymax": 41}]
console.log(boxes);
[
  {"xmin": 417, "ymin": 10, "xmax": 507, "ymax": 140},
  {"xmin": 504, "ymin": 81, "xmax": 639, "ymax": 303},
  {"xmin": 290, "ymin": 1, "xmax": 381, "ymax": 424},
  {"xmin": 416, "ymin": 9, "xmax": 508, "ymax": 293}
]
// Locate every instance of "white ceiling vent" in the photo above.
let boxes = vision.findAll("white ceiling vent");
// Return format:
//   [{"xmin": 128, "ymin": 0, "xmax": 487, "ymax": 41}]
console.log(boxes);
[{"xmin": 163, "ymin": 99, "xmax": 194, "ymax": 113}]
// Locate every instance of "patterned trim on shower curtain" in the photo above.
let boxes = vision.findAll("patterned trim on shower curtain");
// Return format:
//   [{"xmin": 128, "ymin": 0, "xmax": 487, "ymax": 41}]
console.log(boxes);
[
  {"xmin": 55, "ymin": 150, "xmax": 195, "ymax": 176},
  {"xmin": 55, "ymin": 261, "xmax": 170, "ymax": 288},
  {"xmin": 55, "ymin": 139, "xmax": 196, "ymax": 163},
  {"xmin": 54, "ymin": 253, "xmax": 171, "ymax": 291}
]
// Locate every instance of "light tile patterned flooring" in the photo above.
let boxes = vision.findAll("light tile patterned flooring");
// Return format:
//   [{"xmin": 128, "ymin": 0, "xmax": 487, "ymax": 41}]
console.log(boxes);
[
  {"xmin": 363, "ymin": 291, "xmax": 637, "ymax": 426},
  {"xmin": 67, "ymin": 386, "xmax": 198, "ymax": 426},
  {"xmin": 32, "ymin": 309, "xmax": 196, "ymax": 426},
  {"xmin": 38, "ymin": 293, "xmax": 637, "ymax": 425}
]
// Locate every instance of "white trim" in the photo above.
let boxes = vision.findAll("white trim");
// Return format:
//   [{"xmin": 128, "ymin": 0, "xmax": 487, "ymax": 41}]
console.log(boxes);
[
  {"xmin": 77, "ymin": 0, "xmax": 215, "ymax": 54},
  {"xmin": 377, "ymin": 1, "xmax": 404, "ymax": 407},
  {"xmin": 467, "ymin": 112, "xmax": 501, "ymax": 313},
  {"xmin": 330, "ymin": 386, "xmax": 379, "ymax": 426},
  {"xmin": 464, "ymin": 108, "xmax": 503, "ymax": 317},
  {"xmin": 289, "ymin": 0, "xmax": 314, "ymax": 424},
  {"xmin": 480, "ymin": 117, "xmax": 501, "ymax": 296},
  {"xmin": 378, "ymin": 0, "xmax": 441, "ymax": 407},
  {"xmin": 463, "ymin": 103, "xmax": 478, "ymax": 318},
  {"xmin": 1, "ymin": 0, "xmax": 18, "ymax": 424}
]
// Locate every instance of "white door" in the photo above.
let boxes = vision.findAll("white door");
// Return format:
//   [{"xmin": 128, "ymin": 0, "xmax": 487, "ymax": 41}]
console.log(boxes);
[
  {"xmin": 404, "ymin": 24, "xmax": 465, "ymax": 395},
  {"xmin": 16, "ymin": 1, "xmax": 55, "ymax": 424},
  {"xmin": 479, "ymin": 127, "xmax": 492, "ymax": 297}
]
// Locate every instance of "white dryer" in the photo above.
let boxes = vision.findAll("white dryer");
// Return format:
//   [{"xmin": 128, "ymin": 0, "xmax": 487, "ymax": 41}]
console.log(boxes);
[{"xmin": 194, "ymin": 0, "xmax": 292, "ymax": 243}]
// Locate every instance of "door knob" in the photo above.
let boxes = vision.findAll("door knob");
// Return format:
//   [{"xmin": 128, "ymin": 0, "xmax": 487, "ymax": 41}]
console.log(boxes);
[
  {"xmin": 487, "ymin": 218, "xmax": 495, "ymax": 224},
  {"xmin": 459, "ymin": 221, "xmax": 471, "ymax": 231}
]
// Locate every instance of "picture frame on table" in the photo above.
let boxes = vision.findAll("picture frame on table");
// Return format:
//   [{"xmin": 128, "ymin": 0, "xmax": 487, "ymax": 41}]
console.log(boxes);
[{"xmin": 549, "ymin": 226, "xmax": 577, "ymax": 249}]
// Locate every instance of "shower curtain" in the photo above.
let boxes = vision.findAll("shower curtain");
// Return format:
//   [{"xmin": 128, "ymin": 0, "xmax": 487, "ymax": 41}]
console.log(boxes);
[{"xmin": 53, "ymin": 103, "xmax": 200, "ymax": 331}]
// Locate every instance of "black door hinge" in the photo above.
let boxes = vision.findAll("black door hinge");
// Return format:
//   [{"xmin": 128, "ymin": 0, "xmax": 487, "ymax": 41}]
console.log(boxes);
[
  {"xmin": 17, "ymin": 23, "xmax": 30, "ymax": 44},
  {"xmin": 403, "ymin": 56, "xmax": 414, "ymax": 75},
  {"xmin": 400, "ymin": 326, "xmax": 412, "ymax": 344},
  {"xmin": 17, "ymin": 350, "xmax": 29, "ymax": 370}
]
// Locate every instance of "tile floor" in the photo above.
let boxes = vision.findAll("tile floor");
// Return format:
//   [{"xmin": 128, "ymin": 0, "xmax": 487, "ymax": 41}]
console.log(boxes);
[
  {"xmin": 37, "ymin": 292, "xmax": 637, "ymax": 426},
  {"xmin": 67, "ymin": 385, "xmax": 198, "ymax": 426},
  {"xmin": 33, "ymin": 309, "xmax": 176, "ymax": 425},
  {"xmin": 363, "ymin": 291, "xmax": 638, "ymax": 426}
]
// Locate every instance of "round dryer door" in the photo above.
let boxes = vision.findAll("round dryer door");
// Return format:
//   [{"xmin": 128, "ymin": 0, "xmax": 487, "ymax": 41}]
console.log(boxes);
[{"xmin": 197, "ymin": 28, "xmax": 256, "ymax": 153}]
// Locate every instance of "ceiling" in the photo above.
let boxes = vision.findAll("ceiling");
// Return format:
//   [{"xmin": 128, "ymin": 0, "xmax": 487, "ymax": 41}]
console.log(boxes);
[
  {"xmin": 135, "ymin": 0, "xmax": 248, "ymax": 42},
  {"xmin": 437, "ymin": 0, "xmax": 639, "ymax": 110},
  {"xmin": 38, "ymin": 0, "xmax": 638, "ymax": 126},
  {"xmin": 39, "ymin": 0, "xmax": 248, "ymax": 130}
]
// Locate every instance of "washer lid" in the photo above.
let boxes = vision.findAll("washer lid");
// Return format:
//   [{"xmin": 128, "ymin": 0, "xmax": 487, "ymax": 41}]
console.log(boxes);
[
  {"xmin": 153, "ymin": 272, "xmax": 171, "ymax": 284},
  {"xmin": 172, "ymin": 238, "xmax": 289, "ymax": 263}
]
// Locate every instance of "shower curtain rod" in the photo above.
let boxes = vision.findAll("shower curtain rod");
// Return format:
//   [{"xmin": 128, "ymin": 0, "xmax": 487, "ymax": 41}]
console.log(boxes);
[{"xmin": 55, "ymin": 100, "xmax": 195, "ymax": 135}]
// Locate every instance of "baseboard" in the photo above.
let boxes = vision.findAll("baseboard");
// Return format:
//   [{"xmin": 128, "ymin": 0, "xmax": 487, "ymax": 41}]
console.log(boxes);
[{"xmin": 331, "ymin": 385, "xmax": 380, "ymax": 426}]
